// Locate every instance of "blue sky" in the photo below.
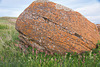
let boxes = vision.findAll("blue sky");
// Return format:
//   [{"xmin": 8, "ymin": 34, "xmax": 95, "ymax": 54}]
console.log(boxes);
[{"xmin": 0, "ymin": 0, "xmax": 100, "ymax": 24}]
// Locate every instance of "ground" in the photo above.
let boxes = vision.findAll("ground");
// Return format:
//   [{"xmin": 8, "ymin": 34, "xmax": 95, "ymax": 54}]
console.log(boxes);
[{"xmin": 0, "ymin": 17, "xmax": 100, "ymax": 67}]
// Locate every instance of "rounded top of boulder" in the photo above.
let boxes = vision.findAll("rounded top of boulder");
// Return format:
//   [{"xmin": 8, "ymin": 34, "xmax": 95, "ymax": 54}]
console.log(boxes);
[
  {"xmin": 34, "ymin": 0, "xmax": 73, "ymax": 11},
  {"xmin": 35, "ymin": 0, "xmax": 50, "ymax": 3}
]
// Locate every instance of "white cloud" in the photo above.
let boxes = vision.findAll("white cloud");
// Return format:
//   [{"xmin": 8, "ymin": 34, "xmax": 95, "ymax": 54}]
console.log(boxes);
[
  {"xmin": 86, "ymin": 16, "xmax": 100, "ymax": 24},
  {"xmin": 0, "ymin": 0, "xmax": 100, "ymax": 24},
  {"xmin": 9, "ymin": 11, "xmax": 22, "ymax": 17},
  {"xmin": 0, "ymin": 8, "xmax": 23, "ymax": 17},
  {"xmin": 0, "ymin": 9, "xmax": 10, "ymax": 12},
  {"xmin": 75, "ymin": 3, "xmax": 100, "ymax": 24},
  {"xmin": 75, "ymin": 3, "xmax": 100, "ymax": 16}
]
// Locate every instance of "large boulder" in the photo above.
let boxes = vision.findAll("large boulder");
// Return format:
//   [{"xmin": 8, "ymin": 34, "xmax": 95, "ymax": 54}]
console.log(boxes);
[
  {"xmin": 15, "ymin": 0, "xmax": 100, "ymax": 54},
  {"xmin": 96, "ymin": 24, "xmax": 100, "ymax": 33}
]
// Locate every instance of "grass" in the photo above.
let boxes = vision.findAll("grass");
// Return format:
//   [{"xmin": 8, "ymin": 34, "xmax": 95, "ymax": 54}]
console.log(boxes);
[
  {"xmin": 0, "ymin": 17, "xmax": 100, "ymax": 67},
  {"xmin": 0, "ymin": 24, "xmax": 9, "ymax": 29}
]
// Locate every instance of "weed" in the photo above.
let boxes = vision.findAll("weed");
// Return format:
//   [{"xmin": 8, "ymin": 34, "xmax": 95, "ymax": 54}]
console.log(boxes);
[{"xmin": 0, "ymin": 17, "xmax": 100, "ymax": 67}]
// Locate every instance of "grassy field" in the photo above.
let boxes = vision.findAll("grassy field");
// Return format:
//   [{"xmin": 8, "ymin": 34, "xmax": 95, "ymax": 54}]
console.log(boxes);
[{"xmin": 0, "ymin": 17, "xmax": 100, "ymax": 67}]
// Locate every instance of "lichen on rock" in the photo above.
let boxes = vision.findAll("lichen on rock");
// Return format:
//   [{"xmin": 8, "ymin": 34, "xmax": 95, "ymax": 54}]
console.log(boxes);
[
  {"xmin": 15, "ymin": 0, "xmax": 100, "ymax": 55},
  {"xmin": 55, "ymin": 4, "xmax": 73, "ymax": 11}
]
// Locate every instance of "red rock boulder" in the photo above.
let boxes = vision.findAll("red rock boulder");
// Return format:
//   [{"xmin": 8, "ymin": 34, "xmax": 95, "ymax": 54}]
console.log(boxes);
[{"xmin": 15, "ymin": 0, "xmax": 100, "ymax": 55}]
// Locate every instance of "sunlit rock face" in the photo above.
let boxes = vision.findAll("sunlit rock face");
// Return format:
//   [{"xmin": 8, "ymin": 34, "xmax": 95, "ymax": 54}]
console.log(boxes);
[{"xmin": 15, "ymin": 0, "xmax": 100, "ymax": 55}]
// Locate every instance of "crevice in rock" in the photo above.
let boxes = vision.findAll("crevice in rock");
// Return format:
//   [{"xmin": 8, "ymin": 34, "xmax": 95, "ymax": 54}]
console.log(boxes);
[
  {"xmin": 19, "ymin": 33, "xmax": 67, "ymax": 54},
  {"xmin": 16, "ymin": 29, "xmax": 27, "ymax": 37},
  {"xmin": 18, "ymin": 18, "xmax": 78, "ymax": 53},
  {"xmin": 41, "ymin": 16, "xmax": 95, "ymax": 50},
  {"xmin": 32, "ymin": 17, "xmax": 86, "ymax": 52},
  {"xmin": 74, "ymin": 33, "xmax": 82, "ymax": 39},
  {"xmin": 19, "ymin": 33, "xmax": 47, "ymax": 51},
  {"xmin": 21, "ymin": 14, "xmax": 94, "ymax": 52}
]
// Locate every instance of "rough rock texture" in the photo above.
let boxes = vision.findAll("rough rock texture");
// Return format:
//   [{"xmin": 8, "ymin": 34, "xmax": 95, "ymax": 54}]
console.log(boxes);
[
  {"xmin": 96, "ymin": 24, "xmax": 100, "ymax": 33},
  {"xmin": 15, "ymin": 0, "xmax": 100, "ymax": 55}
]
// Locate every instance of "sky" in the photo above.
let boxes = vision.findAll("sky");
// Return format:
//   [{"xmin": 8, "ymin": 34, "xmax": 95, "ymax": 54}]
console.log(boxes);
[{"xmin": 0, "ymin": 0, "xmax": 100, "ymax": 24}]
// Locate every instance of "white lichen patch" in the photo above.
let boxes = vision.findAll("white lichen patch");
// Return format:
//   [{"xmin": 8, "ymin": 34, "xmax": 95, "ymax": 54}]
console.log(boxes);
[
  {"xmin": 55, "ymin": 4, "xmax": 73, "ymax": 11},
  {"xmin": 35, "ymin": 0, "xmax": 50, "ymax": 3}
]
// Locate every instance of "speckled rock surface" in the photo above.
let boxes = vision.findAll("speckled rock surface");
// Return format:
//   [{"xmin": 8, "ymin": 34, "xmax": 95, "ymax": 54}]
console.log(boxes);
[
  {"xmin": 96, "ymin": 24, "xmax": 100, "ymax": 33},
  {"xmin": 15, "ymin": 0, "xmax": 100, "ymax": 54}
]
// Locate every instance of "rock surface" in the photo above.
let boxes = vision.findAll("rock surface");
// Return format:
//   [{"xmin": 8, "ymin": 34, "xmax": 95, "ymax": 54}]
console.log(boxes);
[
  {"xmin": 96, "ymin": 24, "xmax": 100, "ymax": 33},
  {"xmin": 15, "ymin": 0, "xmax": 100, "ymax": 55}
]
